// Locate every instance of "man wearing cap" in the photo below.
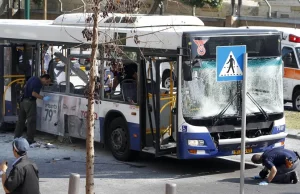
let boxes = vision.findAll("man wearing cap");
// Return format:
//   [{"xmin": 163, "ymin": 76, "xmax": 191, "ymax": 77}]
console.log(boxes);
[
  {"xmin": 251, "ymin": 147, "xmax": 299, "ymax": 185},
  {"xmin": 0, "ymin": 138, "xmax": 40, "ymax": 194}
]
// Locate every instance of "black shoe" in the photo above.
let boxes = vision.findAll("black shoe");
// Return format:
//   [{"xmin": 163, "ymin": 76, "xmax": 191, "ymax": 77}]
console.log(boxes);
[{"xmin": 290, "ymin": 171, "xmax": 298, "ymax": 184}]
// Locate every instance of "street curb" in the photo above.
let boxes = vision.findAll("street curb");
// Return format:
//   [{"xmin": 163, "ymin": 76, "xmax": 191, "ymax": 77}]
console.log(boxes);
[{"xmin": 287, "ymin": 133, "xmax": 300, "ymax": 140}]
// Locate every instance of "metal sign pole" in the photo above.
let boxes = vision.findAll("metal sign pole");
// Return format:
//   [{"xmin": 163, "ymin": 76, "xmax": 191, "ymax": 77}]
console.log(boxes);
[{"xmin": 240, "ymin": 52, "xmax": 248, "ymax": 194}]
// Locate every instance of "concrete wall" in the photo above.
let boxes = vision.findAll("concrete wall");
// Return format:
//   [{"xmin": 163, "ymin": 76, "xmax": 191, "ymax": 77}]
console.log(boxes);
[{"xmin": 256, "ymin": 0, "xmax": 300, "ymax": 18}]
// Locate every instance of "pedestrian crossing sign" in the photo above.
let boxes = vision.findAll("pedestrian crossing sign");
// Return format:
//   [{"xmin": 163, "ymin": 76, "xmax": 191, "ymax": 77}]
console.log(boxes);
[{"xmin": 216, "ymin": 45, "xmax": 246, "ymax": 82}]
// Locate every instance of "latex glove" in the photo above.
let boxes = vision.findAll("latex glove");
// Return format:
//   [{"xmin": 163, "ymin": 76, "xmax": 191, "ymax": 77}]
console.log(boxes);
[
  {"xmin": 43, "ymin": 96, "xmax": 51, "ymax": 101},
  {"xmin": 259, "ymin": 181, "xmax": 268, "ymax": 186},
  {"xmin": 253, "ymin": 175, "xmax": 261, "ymax": 179}
]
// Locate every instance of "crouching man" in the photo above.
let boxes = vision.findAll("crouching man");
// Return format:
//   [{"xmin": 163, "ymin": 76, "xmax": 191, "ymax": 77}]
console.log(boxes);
[
  {"xmin": 0, "ymin": 137, "xmax": 40, "ymax": 194},
  {"xmin": 251, "ymin": 147, "xmax": 299, "ymax": 185}
]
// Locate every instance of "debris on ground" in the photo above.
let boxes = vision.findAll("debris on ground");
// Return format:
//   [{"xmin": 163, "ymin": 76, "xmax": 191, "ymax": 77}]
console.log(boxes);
[
  {"xmin": 45, "ymin": 157, "xmax": 72, "ymax": 163},
  {"xmin": 44, "ymin": 143, "xmax": 56, "ymax": 149},
  {"xmin": 29, "ymin": 142, "xmax": 57, "ymax": 149},
  {"xmin": 30, "ymin": 142, "xmax": 42, "ymax": 148}
]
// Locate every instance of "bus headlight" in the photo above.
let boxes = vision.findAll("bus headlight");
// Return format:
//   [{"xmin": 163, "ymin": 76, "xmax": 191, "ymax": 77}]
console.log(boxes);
[{"xmin": 188, "ymin": 140, "xmax": 205, "ymax": 146}]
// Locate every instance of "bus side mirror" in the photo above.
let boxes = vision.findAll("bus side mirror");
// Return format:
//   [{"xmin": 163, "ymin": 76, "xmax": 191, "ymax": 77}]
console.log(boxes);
[{"xmin": 183, "ymin": 62, "xmax": 192, "ymax": 81}]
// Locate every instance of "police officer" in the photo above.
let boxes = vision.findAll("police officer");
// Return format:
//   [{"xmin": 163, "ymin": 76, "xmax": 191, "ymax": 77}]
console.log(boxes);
[
  {"xmin": 14, "ymin": 74, "xmax": 51, "ymax": 145},
  {"xmin": 0, "ymin": 137, "xmax": 40, "ymax": 194},
  {"xmin": 251, "ymin": 147, "xmax": 299, "ymax": 185}
]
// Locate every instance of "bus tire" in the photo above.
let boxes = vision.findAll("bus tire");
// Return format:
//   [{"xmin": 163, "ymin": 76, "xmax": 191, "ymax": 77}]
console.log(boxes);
[
  {"xmin": 292, "ymin": 91, "xmax": 300, "ymax": 112},
  {"xmin": 108, "ymin": 117, "xmax": 135, "ymax": 161}
]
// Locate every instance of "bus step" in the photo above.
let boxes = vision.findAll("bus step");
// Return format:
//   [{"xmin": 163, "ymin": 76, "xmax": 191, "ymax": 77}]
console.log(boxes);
[
  {"xmin": 142, "ymin": 147, "xmax": 156, "ymax": 154},
  {"xmin": 160, "ymin": 142, "xmax": 176, "ymax": 150}
]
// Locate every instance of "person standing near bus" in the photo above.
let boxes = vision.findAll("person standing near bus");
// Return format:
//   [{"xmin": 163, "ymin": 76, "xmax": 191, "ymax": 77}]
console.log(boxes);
[
  {"xmin": 14, "ymin": 74, "xmax": 51, "ymax": 145},
  {"xmin": 0, "ymin": 137, "xmax": 40, "ymax": 194},
  {"xmin": 251, "ymin": 147, "xmax": 299, "ymax": 185}
]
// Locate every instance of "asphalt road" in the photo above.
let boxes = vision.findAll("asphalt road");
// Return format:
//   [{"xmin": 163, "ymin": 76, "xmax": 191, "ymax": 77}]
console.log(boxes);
[{"xmin": 0, "ymin": 132, "xmax": 299, "ymax": 194}]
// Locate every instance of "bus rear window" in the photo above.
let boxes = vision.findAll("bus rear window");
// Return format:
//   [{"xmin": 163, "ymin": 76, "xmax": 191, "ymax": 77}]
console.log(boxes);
[{"xmin": 191, "ymin": 35, "xmax": 281, "ymax": 59}]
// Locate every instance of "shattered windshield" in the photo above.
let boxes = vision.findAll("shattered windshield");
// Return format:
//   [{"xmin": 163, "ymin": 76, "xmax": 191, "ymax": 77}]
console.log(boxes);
[{"xmin": 181, "ymin": 57, "xmax": 283, "ymax": 119}]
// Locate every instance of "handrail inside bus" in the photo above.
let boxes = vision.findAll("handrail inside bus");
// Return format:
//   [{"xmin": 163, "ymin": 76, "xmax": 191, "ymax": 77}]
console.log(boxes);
[
  {"xmin": 4, "ymin": 75, "xmax": 25, "ymax": 78},
  {"xmin": 2, "ymin": 78, "xmax": 25, "ymax": 116},
  {"xmin": 160, "ymin": 100, "xmax": 175, "ymax": 114}
]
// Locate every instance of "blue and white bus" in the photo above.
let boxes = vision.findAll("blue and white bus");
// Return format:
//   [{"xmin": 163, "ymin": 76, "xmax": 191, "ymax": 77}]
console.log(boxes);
[{"xmin": 0, "ymin": 13, "xmax": 287, "ymax": 161}]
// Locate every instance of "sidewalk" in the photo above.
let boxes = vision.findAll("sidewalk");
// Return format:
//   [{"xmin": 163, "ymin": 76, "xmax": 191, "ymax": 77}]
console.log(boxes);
[{"xmin": 287, "ymin": 128, "xmax": 300, "ymax": 140}]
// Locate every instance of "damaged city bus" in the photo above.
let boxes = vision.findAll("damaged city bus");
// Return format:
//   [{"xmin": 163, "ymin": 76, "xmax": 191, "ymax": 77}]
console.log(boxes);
[{"xmin": 0, "ymin": 13, "xmax": 287, "ymax": 161}]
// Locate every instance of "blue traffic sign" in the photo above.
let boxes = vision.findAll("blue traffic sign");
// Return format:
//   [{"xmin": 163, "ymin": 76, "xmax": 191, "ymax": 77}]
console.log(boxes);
[{"xmin": 216, "ymin": 45, "xmax": 246, "ymax": 82}]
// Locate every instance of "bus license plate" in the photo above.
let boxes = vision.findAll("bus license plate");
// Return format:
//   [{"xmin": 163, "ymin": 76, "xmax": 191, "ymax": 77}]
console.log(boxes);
[{"xmin": 232, "ymin": 148, "xmax": 253, "ymax": 155}]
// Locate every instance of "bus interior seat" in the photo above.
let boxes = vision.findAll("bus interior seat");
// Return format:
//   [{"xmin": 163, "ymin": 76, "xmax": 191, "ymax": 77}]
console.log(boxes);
[
  {"xmin": 74, "ymin": 85, "xmax": 86, "ymax": 95},
  {"xmin": 121, "ymin": 79, "xmax": 137, "ymax": 103},
  {"xmin": 59, "ymin": 81, "xmax": 75, "ymax": 93},
  {"xmin": 43, "ymin": 83, "xmax": 59, "ymax": 92}
]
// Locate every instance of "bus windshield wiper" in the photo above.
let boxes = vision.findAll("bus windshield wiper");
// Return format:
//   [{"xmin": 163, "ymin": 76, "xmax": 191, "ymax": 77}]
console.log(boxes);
[
  {"xmin": 246, "ymin": 92, "xmax": 269, "ymax": 121},
  {"xmin": 212, "ymin": 92, "xmax": 239, "ymax": 126}
]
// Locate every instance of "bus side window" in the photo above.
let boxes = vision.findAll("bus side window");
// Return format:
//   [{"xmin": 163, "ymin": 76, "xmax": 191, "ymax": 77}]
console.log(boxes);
[{"xmin": 282, "ymin": 47, "xmax": 298, "ymax": 69}]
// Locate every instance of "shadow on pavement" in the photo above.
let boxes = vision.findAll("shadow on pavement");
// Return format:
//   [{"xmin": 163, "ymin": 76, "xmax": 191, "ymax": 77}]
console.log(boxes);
[{"xmin": 218, "ymin": 177, "xmax": 259, "ymax": 185}]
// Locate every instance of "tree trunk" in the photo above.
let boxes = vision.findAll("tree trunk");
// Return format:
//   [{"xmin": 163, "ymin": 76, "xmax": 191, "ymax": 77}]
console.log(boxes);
[
  {"xmin": 148, "ymin": 0, "xmax": 161, "ymax": 14},
  {"xmin": 86, "ymin": 4, "xmax": 100, "ymax": 194}
]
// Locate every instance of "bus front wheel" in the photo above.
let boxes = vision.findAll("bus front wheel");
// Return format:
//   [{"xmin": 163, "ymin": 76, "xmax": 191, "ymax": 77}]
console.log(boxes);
[
  {"xmin": 108, "ymin": 117, "xmax": 135, "ymax": 161},
  {"xmin": 292, "ymin": 91, "xmax": 300, "ymax": 112}
]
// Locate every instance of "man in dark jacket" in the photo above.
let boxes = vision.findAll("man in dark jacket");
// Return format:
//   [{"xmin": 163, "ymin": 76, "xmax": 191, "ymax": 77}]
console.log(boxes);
[
  {"xmin": 0, "ymin": 137, "xmax": 40, "ymax": 194},
  {"xmin": 251, "ymin": 147, "xmax": 299, "ymax": 185}
]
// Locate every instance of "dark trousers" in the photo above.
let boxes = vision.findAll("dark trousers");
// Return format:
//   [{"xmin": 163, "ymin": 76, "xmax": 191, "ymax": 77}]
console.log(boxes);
[
  {"xmin": 272, "ymin": 160, "xmax": 299, "ymax": 183},
  {"xmin": 14, "ymin": 99, "xmax": 37, "ymax": 143}
]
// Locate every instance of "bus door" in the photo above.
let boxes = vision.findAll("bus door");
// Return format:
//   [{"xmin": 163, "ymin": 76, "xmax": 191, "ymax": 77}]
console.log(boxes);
[
  {"xmin": 0, "ymin": 43, "xmax": 28, "ymax": 127},
  {"xmin": 143, "ymin": 58, "xmax": 177, "ymax": 156}
]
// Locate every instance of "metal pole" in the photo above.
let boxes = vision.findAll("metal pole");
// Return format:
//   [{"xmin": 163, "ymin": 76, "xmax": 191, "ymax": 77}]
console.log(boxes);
[
  {"xmin": 24, "ymin": 0, "xmax": 30, "ymax": 19},
  {"xmin": 0, "ymin": 45, "xmax": 4, "ymax": 122},
  {"xmin": 192, "ymin": 5, "xmax": 196, "ymax": 16},
  {"xmin": 231, "ymin": 0, "xmax": 235, "ymax": 16},
  {"xmin": 237, "ymin": 0, "xmax": 242, "ymax": 16},
  {"xmin": 35, "ymin": 44, "xmax": 41, "ymax": 77},
  {"xmin": 240, "ymin": 53, "xmax": 247, "ymax": 194},
  {"xmin": 44, "ymin": 0, "xmax": 47, "ymax": 20},
  {"xmin": 263, "ymin": 0, "xmax": 271, "ymax": 18},
  {"xmin": 159, "ymin": 1, "xmax": 164, "ymax": 15},
  {"xmin": 165, "ymin": 183, "xmax": 176, "ymax": 194},
  {"xmin": 68, "ymin": 173, "xmax": 80, "ymax": 194},
  {"xmin": 18, "ymin": 0, "xmax": 21, "ymax": 19}
]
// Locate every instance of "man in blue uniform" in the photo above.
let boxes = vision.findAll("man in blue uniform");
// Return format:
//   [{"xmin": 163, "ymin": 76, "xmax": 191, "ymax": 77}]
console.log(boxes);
[
  {"xmin": 14, "ymin": 74, "xmax": 51, "ymax": 145},
  {"xmin": 251, "ymin": 147, "xmax": 299, "ymax": 185}
]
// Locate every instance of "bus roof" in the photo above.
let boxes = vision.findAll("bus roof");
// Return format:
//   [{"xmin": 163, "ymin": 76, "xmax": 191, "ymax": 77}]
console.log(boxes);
[
  {"xmin": 239, "ymin": 26, "xmax": 300, "ymax": 44},
  {"xmin": 52, "ymin": 13, "xmax": 205, "ymax": 28},
  {"xmin": 239, "ymin": 26, "xmax": 300, "ymax": 34},
  {"xmin": 0, "ymin": 14, "xmax": 281, "ymax": 50}
]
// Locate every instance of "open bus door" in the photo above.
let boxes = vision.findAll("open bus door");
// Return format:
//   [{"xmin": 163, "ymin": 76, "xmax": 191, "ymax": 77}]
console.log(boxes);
[
  {"xmin": 142, "ymin": 58, "xmax": 177, "ymax": 157},
  {"xmin": 0, "ymin": 43, "xmax": 28, "ymax": 130}
]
